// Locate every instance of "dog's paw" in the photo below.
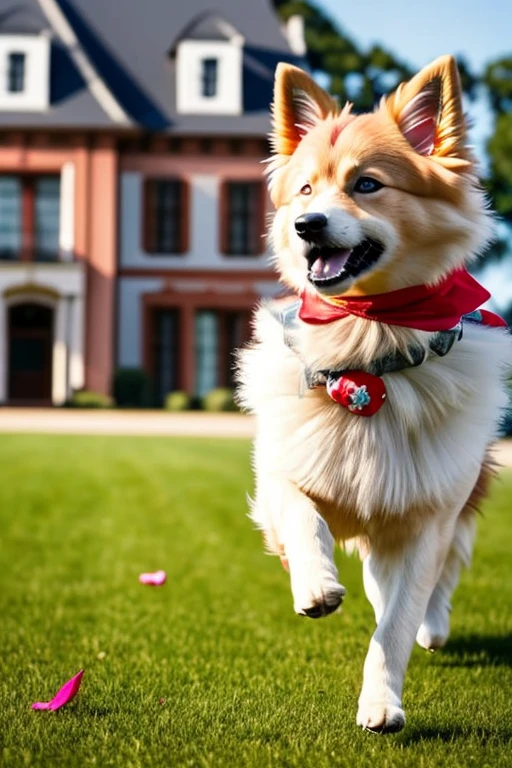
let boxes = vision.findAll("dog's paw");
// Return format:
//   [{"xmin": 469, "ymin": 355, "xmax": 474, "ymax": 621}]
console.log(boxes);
[
  {"xmin": 293, "ymin": 580, "xmax": 345, "ymax": 619},
  {"xmin": 416, "ymin": 621, "xmax": 449, "ymax": 651},
  {"xmin": 356, "ymin": 700, "xmax": 405, "ymax": 734},
  {"xmin": 416, "ymin": 606, "xmax": 450, "ymax": 651}
]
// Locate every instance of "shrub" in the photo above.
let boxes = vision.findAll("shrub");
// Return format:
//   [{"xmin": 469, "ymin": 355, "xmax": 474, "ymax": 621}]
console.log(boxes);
[
  {"xmin": 164, "ymin": 391, "xmax": 192, "ymax": 412},
  {"xmin": 201, "ymin": 388, "xmax": 238, "ymax": 412},
  {"xmin": 69, "ymin": 390, "xmax": 113, "ymax": 409},
  {"xmin": 113, "ymin": 368, "xmax": 152, "ymax": 408}
]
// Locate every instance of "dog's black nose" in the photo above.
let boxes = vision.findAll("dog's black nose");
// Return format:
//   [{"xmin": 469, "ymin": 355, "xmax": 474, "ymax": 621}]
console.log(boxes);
[{"xmin": 294, "ymin": 213, "xmax": 328, "ymax": 240}]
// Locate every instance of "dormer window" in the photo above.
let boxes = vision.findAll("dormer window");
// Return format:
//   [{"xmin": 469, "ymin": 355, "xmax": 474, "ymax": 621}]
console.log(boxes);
[
  {"xmin": 0, "ymin": 35, "xmax": 49, "ymax": 111},
  {"xmin": 174, "ymin": 8, "xmax": 244, "ymax": 117},
  {"xmin": 201, "ymin": 58, "xmax": 218, "ymax": 98},
  {"xmin": 176, "ymin": 41, "xmax": 241, "ymax": 115},
  {"xmin": 7, "ymin": 53, "xmax": 25, "ymax": 93}
]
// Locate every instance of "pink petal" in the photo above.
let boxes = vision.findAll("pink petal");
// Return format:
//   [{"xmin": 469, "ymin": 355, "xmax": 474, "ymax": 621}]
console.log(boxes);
[
  {"xmin": 32, "ymin": 670, "xmax": 84, "ymax": 711},
  {"xmin": 139, "ymin": 570, "xmax": 167, "ymax": 586}
]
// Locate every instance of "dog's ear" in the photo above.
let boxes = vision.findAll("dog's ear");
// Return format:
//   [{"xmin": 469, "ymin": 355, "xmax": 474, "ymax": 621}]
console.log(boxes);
[
  {"xmin": 385, "ymin": 55, "xmax": 469, "ymax": 164},
  {"xmin": 271, "ymin": 64, "xmax": 339, "ymax": 156}
]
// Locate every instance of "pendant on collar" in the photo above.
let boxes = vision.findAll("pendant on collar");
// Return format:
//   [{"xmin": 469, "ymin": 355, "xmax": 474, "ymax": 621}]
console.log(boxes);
[{"xmin": 326, "ymin": 370, "xmax": 387, "ymax": 417}]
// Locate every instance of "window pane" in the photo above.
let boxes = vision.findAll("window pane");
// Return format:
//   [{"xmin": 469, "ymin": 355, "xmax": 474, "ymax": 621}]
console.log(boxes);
[
  {"xmin": 35, "ymin": 177, "xmax": 60, "ymax": 261},
  {"xmin": 7, "ymin": 52, "xmax": 25, "ymax": 93},
  {"xmin": 201, "ymin": 58, "xmax": 218, "ymax": 98},
  {"xmin": 154, "ymin": 309, "xmax": 180, "ymax": 406},
  {"xmin": 195, "ymin": 310, "xmax": 218, "ymax": 397},
  {"xmin": 0, "ymin": 176, "xmax": 21, "ymax": 259},
  {"xmin": 154, "ymin": 180, "xmax": 181, "ymax": 253},
  {"xmin": 226, "ymin": 182, "xmax": 260, "ymax": 255}
]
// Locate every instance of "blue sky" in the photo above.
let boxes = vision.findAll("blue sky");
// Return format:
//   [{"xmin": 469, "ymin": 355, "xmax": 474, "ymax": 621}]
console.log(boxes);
[
  {"xmin": 318, "ymin": 0, "xmax": 512, "ymax": 309},
  {"xmin": 320, "ymin": 0, "xmax": 511, "ymax": 71},
  {"xmin": 317, "ymin": 0, "xmax": 511, "ymax": 159}
]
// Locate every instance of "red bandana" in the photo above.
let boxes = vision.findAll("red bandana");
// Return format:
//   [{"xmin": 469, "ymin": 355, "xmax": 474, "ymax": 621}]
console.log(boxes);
[{"xmin": 298, "ymin": 269, "xmax": 504, "ymax": 331}]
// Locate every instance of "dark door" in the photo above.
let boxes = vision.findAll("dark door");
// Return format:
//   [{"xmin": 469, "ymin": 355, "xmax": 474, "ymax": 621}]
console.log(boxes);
[
  {"xmin": 153, "ymin": 308, "xmax": 180, "ymax": 405},
  {"xmin": 8, "ymin": 303, "xmax": 53, "ymax": 402},
  {"xmin": 225, "ymin": 310, "xmax": 251, "ymax": 387}
]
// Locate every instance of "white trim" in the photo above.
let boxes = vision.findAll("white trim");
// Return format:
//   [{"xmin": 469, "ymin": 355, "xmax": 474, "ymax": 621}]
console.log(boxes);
[
  {"xmin": 59, "ymin": 162, "xmax": 75, "ymax": 261},
  {"xmin": 36, "ymin": 0, "xmax": 133, "ymax": 125},
  {"xmin": 52, "ymin": 295, "xmax": 67, "ymax": 404},
  {"xmin": 69, "ymin": 295, "xmax": 84, "ymax": 392},
  {"xmin": 285, "ymin": 15, "xmax": 306, "ymax": 56}
]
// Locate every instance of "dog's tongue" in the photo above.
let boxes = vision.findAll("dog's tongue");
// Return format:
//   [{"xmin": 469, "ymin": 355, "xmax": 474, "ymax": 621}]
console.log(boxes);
[{"xmin": 310, "ymin": 249, "xmax": 351, "ymax": 278}]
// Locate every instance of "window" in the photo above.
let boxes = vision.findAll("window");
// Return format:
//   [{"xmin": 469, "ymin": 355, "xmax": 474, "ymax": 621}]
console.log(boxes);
[
  {"xmin": 0, "ymin": 36, "xmax": 49, "ymax": 110},
  {"xmin": 194, "ymin": 309, "xmax": 251, "ymax": 396},
  {"xmin": 35, "ymin": 177, "xmax": 60, "ymax": 260},
  {"xmin": 153, "ymin": 309, "xmax": 180, "ymax": 405},
  {"xmin": 195, "ymin": 311, "xmax": 219, "ymax": 397},
  {"xmin": 176, "ymin": 40, "xmax": 242, "ymax": 115},
  {"xmin": 0, "ymin": 177, "xmax": 22, "ymax": 259},
  {"xmin": 0, "ymin": 175, "xmax": 60, "ymax": 261},
  {"xmin": 221, "ymin": 181, "xmax": 265, "ymax": 256},
  {"xmin": 201, "ymin": 58, "xmax": 218, "ymax": 98},
  {"xmin": 7, "ymin": 52, "xmax": 25, "ymax": 93},
  {"xmin": 143, "ymin": 179, "xmax": 188, "ymax": 254}
]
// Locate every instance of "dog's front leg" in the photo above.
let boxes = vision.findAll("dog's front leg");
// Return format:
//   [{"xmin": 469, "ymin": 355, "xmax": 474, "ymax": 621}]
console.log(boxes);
[
  {"xmin": 280, "ymin": 480, "xmax": 345, "ymax": 618},
  {"xmin": 357, "ymin": 517, "xmax": 456, "ymax": 733}
]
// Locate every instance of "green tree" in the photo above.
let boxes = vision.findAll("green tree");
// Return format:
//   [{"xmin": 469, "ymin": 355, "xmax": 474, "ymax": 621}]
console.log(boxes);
[
  {"xmin": 483, "ymin": 57, "xmax": 512, "ymax": 222},
  {"xmin": 274, "ymin": 0, "xmax": 412, "ymax": 109}
]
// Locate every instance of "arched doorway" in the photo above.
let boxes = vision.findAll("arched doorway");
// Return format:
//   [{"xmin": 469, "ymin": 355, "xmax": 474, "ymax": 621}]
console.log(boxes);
[{"xmin": 8, "ymin": 303, "xmax": 54, "ymax": 402}]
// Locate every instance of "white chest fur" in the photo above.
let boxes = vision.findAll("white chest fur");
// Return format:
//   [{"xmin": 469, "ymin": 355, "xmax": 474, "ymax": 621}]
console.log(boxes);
[{"xmin": 238, "ymin": 308, "xmax": 512, "ymax": 523}]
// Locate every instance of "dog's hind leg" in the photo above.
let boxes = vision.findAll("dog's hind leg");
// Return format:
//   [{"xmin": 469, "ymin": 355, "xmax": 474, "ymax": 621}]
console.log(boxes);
[
  {"xmin": 416, "ymin": 456, "xmax": 495, "ymax": 651},
  {"xmin": 416, "ymin": 511, "xmax": 476, "ymax": 651},
  {"xmin": 253, "ymin": 475, "xmax": 345, "ymax": 617}
]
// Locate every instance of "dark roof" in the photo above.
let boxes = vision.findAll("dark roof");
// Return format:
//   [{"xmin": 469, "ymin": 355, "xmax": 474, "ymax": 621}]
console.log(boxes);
[
  {"xmin": 0, "ymin": 0, "xmax": 302, "ymax": 133},
  {"xmin": 170, "ymin": 11, "xmax": 242, "ymax": 48},
  {"xmin": 0, "ymin": 0, "xmax": 117, "ymax": 127},
  {"xmin": 0, "ymin": 1, "xmax": 48, "ymax": 34}
]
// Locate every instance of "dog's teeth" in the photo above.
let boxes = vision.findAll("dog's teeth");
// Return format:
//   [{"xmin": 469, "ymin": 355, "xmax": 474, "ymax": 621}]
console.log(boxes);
[{"xmin": 310, "ymin": 258, "xmax": 324, "ymax": 276}]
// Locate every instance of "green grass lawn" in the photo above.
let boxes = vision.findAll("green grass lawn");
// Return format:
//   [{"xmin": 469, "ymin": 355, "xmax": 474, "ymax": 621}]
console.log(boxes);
[{"xmin": 0, "ymin": 434, "xmax": 511, "ymax": 768}]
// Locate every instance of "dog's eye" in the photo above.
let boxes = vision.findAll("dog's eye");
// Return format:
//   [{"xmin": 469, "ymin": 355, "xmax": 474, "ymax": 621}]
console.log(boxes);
[
  {"xmin": 354, "ymin": 177, "xmax": 384, "ymax": 194},
  {"xmin": 300, "ymin": 183, "xmax": 312, "ymax": 196}
]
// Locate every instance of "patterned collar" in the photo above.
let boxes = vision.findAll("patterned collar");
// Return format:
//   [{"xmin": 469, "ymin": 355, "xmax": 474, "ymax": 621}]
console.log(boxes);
[{"xmin": 271, "ymin": 300, "xmax": 477, "ymax": 390}]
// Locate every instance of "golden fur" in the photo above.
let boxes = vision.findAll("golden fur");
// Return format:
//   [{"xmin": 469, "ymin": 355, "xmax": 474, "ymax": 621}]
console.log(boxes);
[{"xmin": 237, "ymin": 56, "xmax": 512, "ymax": 733}]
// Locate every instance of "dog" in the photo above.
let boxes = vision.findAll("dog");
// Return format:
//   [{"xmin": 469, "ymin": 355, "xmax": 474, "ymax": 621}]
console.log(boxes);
[{"xmin": 237, "ymin": 55, "xmax": 512, "ymax": 733}]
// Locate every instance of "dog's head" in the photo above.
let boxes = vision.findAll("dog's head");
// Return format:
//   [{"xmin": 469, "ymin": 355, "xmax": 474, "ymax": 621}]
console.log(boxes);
[{"xmin": 266, "ymin": 56, "xmax": 493, "ymax": 296}]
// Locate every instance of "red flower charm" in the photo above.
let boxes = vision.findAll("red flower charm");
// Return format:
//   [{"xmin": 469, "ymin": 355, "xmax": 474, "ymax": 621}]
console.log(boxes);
[{"xmin": 326, "ymin": 371, "xmax": 387, "ymax": 417}]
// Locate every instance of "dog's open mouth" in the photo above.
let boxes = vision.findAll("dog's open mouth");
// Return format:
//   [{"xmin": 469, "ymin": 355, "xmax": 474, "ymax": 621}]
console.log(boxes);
[{"xmin": 307, "ymin": 238, "xmax": 385, "ymax": 288}]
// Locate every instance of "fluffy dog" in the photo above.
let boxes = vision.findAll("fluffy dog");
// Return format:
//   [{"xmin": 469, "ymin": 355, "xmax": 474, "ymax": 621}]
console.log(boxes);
[{"xmin": 237, "ymin": 56, "xmax": 512, "ymax": 733}]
